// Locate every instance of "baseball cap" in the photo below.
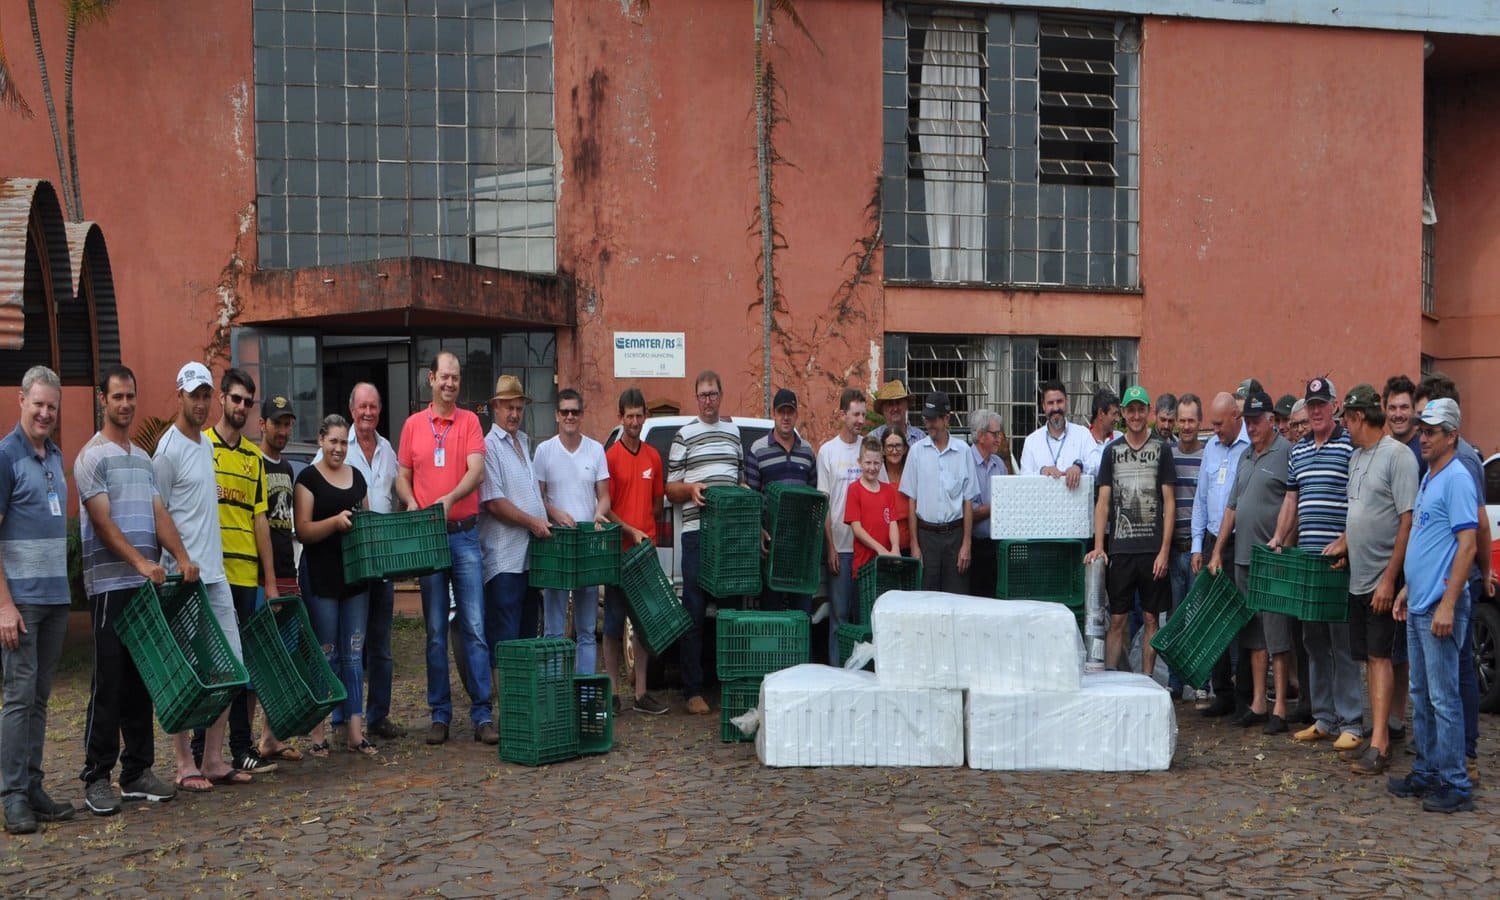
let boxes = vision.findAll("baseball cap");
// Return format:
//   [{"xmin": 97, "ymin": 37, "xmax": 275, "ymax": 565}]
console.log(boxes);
[
  {"xmin": 1304, "ymin": 377, "xmax": 1335, "ymax": 404},
  {"xmin": 1274, "ymin": 394, "xmax": 1297, "ymax": 418},
  {"xmin": 1234, "ymin": 378, "xmax": 1263, "ymax": 400},
  {"xmin": 1121, "ymin": 385, "xmax": 1150, "ymax": 408},
  {"xmin": 772, "ymin": 388, "xmax": 798, "ymax": 411},
  {"xmin": 1243, "ymin": 390, "xmax": 1275, "ymax": 417},
  {"xmin": 1417, "ymin": 397, "xmax": 1461, "ymax": 431},
  {"xmin": 176, "ymin": 362, "xmax": 213, "ymax": 394},
  {"xmin": 1342, "ymin": 383, "xmax": 1381, "ymax": 414},
  {"xmin": 921, "ymin": 391, "xmax": 951, "ymax": 419},
  {"xmin": 261, "ymin": 395, "xmax": 295, "ymax": 420}
]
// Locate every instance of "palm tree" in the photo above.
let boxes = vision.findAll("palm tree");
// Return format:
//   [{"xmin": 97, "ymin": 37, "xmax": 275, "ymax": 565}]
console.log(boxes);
[
  {"xmin": 62, "ymin": 0, "xmax": 116, "ymax": 220},
  {"xmin": 0, "ymin": 15, "xmax": 33, "ymax": 116}
]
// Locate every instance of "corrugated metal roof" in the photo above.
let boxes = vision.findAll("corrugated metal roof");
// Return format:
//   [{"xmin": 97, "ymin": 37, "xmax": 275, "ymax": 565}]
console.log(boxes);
[
  {"xmin": 0, "ymin": 178, "xmax": 69, "ymax": 353},
  {"xmin": 61, "ymin": 222, "xmax": 120, "ymax": 386}
]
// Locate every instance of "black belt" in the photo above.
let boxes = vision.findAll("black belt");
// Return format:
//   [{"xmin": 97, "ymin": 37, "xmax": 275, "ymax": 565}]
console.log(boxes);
[
  {"xmin": 917, "ymin": 518, "xmax": 962, "ymax": 534},
  {"xmin": 447, "ymin": 515, "xmax": 479, "ymax": 533}
]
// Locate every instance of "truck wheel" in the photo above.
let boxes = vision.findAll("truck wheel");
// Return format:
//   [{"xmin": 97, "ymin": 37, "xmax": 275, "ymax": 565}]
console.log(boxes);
[{"xmin": 1476, "ymin": 601, "xmax": 1500, "ymax": 714}]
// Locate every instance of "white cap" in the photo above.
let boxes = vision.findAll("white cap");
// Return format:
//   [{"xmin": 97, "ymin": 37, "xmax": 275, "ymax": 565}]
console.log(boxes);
[{"xmin": 176, "ymin": 362, "xmax": 213, "ymax": 394}]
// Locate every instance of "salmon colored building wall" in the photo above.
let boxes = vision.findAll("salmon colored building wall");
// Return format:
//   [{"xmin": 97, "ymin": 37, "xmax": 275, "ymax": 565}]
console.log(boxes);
[{"xmin": 1427, "ymin": 72, "xmax": 1500, "ymax": 458}]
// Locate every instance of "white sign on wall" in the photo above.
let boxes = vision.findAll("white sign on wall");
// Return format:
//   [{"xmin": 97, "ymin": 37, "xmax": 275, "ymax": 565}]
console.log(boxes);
[{"xmin": 614, "ymin": 332, "xmax": 686, "ymax": 379}]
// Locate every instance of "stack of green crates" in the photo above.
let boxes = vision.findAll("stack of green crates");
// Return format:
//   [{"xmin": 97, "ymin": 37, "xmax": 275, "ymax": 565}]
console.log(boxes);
[
  {"xmin": 342, "ymin": 503, "xmax": 451, "ymax": 583},
  {"xmin": 496, "ymin": 639, "xmax": 579, "ymax": 766},
  {"xmin": 835, "ymin": 623, "xmax": 874, "ymax": 671},
  {"xmin": 698, "ymin": 486, "xmax": 763, "ymax": 597},
  {"xmin": 856, "ymin": 556, "xmax": 923, "ymax": 624},
  {"xmin": 1152, "ymin": 569, "xmax": 1253, "ymax": 688},
  {"xmin": 716, "ymin": 609, "xmax": 810, "ymax": 742},
  {"xmin": 1248, "ymin": 544, "xmax": 1350, "ymax": 622},
  {"xmin": 996, "ymin": 539, "xmax": 1086, "ymax": 631},
  {"xmin": 241, "ymin": 595, "xmax": 347, "ymax": 738},
  {"xmin": 529, "ymin": 522, "xmax": 622, "ymax": 590},
  {"xmin": 763, "ymin": 482, "xmax": 827, "ymax": 595},
  {"xmin": 618, "ymin": 539, "xmax": 692, "ymax": 655},
  {"xmin": 114, "ymin": 575, "xmax": 249, "ymax": 734},
  {"xmin": 574, "ymin": 674, "xmax": 614, "ymax": 755}
]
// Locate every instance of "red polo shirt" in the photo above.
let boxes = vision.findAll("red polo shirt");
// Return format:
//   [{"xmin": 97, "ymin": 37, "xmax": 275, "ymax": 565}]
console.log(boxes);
[{"xmin": 398, "ymin": 403, "xmax": 485, "ymax": 520}]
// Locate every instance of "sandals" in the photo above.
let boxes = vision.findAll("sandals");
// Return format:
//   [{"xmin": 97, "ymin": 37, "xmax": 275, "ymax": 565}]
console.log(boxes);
[
  {"xmin": 347, "ymin": 739, "xmax": 378, "ymax": 756},
  {"xmin": 308, "ymin": 741, "xmax": 331, "ymax": 759},
  {"xmin": 259, "ymin": 745, "xmax": 305, "ymax": 762},
  {"xmin": 208, "ymin": 770, "xmax": 253, "ymax": 786},
  {"xmin": 174, "ymin": 774, "xmax": 213, "ymax": 793}
]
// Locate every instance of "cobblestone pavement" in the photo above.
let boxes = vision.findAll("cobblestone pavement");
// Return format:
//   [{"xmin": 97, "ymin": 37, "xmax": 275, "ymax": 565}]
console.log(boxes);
[{"xmin": 2, "ymin": 618, "xmax": 1495, "ymax": 897}]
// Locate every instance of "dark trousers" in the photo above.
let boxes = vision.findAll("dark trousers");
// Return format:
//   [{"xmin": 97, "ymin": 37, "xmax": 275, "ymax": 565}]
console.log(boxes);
[
  {"xmin": 1201, "ymin": 533, "xmax": 1237, "ymax": 695},
  {"xmin": 80, "ymin": 589, "xmax": 155, "ymax": 785},
  {"xmin": 917, "ymin": 525, "xmax": 966, "ymax": 594},
  {"xmin": 678, "ymin": 531, "xmax": 709, "ymax": 699},
  {"xmin": 968, "ymin": 537, "xmax": 997, "ymax": 600},
  {"xmin": 193, "ymin": 584, "xmax": 257, "ymax": 764}
]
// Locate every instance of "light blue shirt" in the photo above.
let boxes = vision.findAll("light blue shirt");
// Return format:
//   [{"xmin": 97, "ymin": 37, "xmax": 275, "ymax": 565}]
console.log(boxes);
[
  {"xmin": 1190, "ymin": 424, "xmax": 1250, "ymax": 553},
  {"xmin": 970, "ymin": 447, "xmax": 1009, "ymax": 540},
  {"xmin": 1405, "ymin": 458, "xmax": 1478, "ymax": 616},
  {"xmin": 900, "ymin": 435, "xmax": 976, "ymax": 526},
  {"xmin": 479, "ymin": 425, "xmax": 545, "ymax": 579}
]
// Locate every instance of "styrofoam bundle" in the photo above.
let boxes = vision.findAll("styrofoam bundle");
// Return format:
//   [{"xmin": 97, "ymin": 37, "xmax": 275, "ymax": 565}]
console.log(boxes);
[
  {"xmin": 965, "ymin": 671, "xmax": 1176, "ymax": 771},
  {"xmin": 754, "ymin": 664, "xmax": 964, "ymax": 767},
  {"xmin": 872, "ymin": 591, "xmax": 1083, "ymax": 692},
  {"xmin": 989, "ymin": 474, "xmax": 1094, "ymax": 540}
]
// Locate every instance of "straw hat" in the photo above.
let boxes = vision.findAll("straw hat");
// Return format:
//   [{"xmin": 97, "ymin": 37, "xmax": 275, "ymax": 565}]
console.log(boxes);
[
  {"xmin": 489, "ymin": 374, "xmax": 529, "ymax": 402},
  {"xmin": 873, "ymin": 379, "xmax": 912, "ymax": 409}
]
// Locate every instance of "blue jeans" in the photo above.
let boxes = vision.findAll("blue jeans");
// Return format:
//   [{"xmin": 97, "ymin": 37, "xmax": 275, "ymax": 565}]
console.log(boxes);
[
  {"xmin": 484, "ymin": 572, "xmax": 528, "ymax": 651},
  {"xmin": 364, "ymin": 579, "xmax": 396, "ymax": 725},
  {"xmin": 1407, "ymin": 600, "xmax": 1473, "ymax": 796},
  {"xmin": 678, "ymin": 531, "xmax": 708, "ymax": 700},
  {"xmin": 310, "ymin": 590, "xmax": 371, "ymax": 723},
  {"xmin": 828, "ymin": 551, "xmax": 855, "ymax": 664},
  {"xmin": 519, "ymin": 586, "xmax": 543, "ymax": 640},
  {"xmin": 1166, "ymin": 549, "xmax": 1193, "ymax": 692},
  {"xmin": 544, "ymin": 587, "xmax": 600, "ymax": 675},
  {"xmin": 418, "ymin": 528, "xmax": 492, "ymax": 727},
  {"xmin": 0, "ymin": 604, "xmax": 68, "ymax": 800},
  {"xmin": 1459, "ymin": 573, "xmax": 1482, "ymax": 759}
]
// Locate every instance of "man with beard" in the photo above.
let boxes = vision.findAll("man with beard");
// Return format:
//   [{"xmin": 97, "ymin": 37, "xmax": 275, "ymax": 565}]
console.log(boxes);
[
  {"xmin": 1018, "ymin": 379, "xmax": 1092, "ymax": 489},
  {"xmin": 253, "ymin": 395, "xmax": 305, "ymax": 763},
  {"xmin": 870, "ymin": 380, "xmax": 925, "ymax": 448}
]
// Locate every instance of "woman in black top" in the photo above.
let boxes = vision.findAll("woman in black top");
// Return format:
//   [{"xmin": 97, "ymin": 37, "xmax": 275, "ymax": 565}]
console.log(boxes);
[{"xmin": 294, "ymin": 415, "xmax": 373, "ymax": 755}]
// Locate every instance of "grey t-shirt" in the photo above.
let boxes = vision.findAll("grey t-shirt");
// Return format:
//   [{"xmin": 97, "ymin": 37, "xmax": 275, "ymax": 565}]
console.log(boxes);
[
  {"xmin": 152, "ymin": 424, "xmax": 227, "ymax": 584},
  {"xmin": 1345, "ymin": 435, "xmax": 1419, "ymax": 595},
  {"xmin": 1226, "ymin": 435, "xmax": 1291, "ymax": 568}
]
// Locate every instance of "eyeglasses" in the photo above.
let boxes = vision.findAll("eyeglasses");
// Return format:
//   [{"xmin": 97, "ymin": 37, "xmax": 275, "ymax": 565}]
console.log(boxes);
[
  {"xmin": 697, "ymin": 391, "xmax": 721, "ymax": 400},
  {"xmin": 226, "ymin": 393, "xmax": 255, "ymax": 407},
  {"xmin": 883, "ymin": 444, "xmax": 904, "ymax": 451},
  {"xmin": 985, "ymin": 429, "xmax": 1005, "ymax": 437},
  {"xmin": 558, "ymin": 408, "xmax": 582, "ymax": 417}
]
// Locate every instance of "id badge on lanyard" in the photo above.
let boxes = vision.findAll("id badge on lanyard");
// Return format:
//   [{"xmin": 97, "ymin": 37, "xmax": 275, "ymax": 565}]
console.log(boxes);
[
  {"xmin": 429, "ymin": 413, "xmax": 453, "ymax": 469},
  {"xmin": 434, "ymin": 447, "xmax": 446, "ymax": 468}
]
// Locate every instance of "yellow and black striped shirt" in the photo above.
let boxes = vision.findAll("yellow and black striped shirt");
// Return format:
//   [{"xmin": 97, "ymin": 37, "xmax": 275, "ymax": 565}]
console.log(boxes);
[{"xmin": 207, "ymin": 426, "xmax": 267, "ymax": 587}]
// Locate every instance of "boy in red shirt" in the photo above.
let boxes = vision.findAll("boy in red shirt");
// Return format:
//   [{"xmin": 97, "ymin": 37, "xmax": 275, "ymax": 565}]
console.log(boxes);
[{"xmin": 845, "ymin": 436, "xmax": 901, "ymax": 575}]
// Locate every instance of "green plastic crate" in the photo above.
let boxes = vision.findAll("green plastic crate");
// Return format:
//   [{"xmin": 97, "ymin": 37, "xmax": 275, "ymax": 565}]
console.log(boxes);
[
  {"xmin": 113, "ymin": 576, "xmax": 249, "ymax": 734},
  {"xmin": 495, "ymin": 639, "xmax": 580, "ymax": 766},
  {"xmin": 241, "ymin": 595, "xmax": 347, "ymax": 738},
  {"xmin": 575, "ymin": 674, "xmax": 614, "ymax": 754},
  {"xmin": 715, "ymin": 609, "xmax": 810, "ymax": 680},
  {"xmin": 719, "ymin": 677, "xmax": 762, "ymax": 743},
  {"xmin": 698, "ymin": 486, "xmax": 764, "ymax": 597},
  {"xmin": 619, "ymin": 539, "xmax": 692, "ymax": 656},
  {"xmin": 342, "ymin": 504, "xmax": 451, "ymax": 583},
  {"xmin": 996, "ymin": 539, "xmax": 1085, "ymax": 605},
  {"xmin": 1151, "ymin": 569, "xmax": 1254, "ymax": 688},
  {"xmin": 763, "ymin": 483, "xmax": 828, "ymax": 595},
  {"xmin": 857, "ymin": 556, "xmax": 923, "ymax": 624},
  {"xmin": 836, "ymin": 623, "xmax": 874, "ymax": 671},
  {"xmin": 529, "ymin": 522, "xmax": 622, "ymax": 590},
  {"xmin": 1247, "ymin": 544, "xmax": 1351, "ymax": 622}
]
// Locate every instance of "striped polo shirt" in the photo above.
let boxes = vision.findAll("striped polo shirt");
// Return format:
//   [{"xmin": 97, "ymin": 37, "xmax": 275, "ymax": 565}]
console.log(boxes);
[
  {"xmin": 207, "ymin": 426, "xmax": 268, "ymax": 587},
  {"xmin": 0, "ymin": 424, "xmax": 69, "ymax": 604},
  {"xmin": 1170, "ymin": 441, "xmax": 1203, "ymax": 550},
  {"xmin": 1286, "ymin": 424, "xmax": 1353, "ymax": 551},
  {"xmin": 745, "ymin": 432, "xmax": 816, "ymax": 492},
  {"xmin": 75, "ymin": 433, "xmax": 161, "ymax": 596},
  {"xmin": 667, "ymin": 419, "xmax": 743, "ymax": 532}
]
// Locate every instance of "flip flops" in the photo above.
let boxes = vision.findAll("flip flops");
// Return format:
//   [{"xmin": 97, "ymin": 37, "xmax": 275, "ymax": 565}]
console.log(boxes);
[
  {"xmin": 208, "ymin": 770, "xmax": 253, "ymax": 786},
  {"xmin": 174, "ymin": 774, "xmax": 213, "ymax": 793},
  {"xmin": 259, "ymin": 745, "xmax": 305, "ymax": 762}
]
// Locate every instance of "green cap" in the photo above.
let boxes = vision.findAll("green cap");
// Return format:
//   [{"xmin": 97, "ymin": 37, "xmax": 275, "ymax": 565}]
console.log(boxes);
[
  {"xmin": 1343, "ymin": 383, "xmax": 1381, "ymax": 414},
  {"xmin": 1121, "ymin": 385, "xmax": 1150, "ymax": 408}
]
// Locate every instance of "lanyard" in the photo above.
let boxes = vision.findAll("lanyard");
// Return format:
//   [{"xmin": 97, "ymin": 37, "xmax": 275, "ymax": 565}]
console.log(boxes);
[
  {"xmin": 1047, "ymin": 431, "xmax": 1065, "ymax": 467},
  {"xmin": 428, "ymin": 412, "xmax": 453, "ymax": 448}
]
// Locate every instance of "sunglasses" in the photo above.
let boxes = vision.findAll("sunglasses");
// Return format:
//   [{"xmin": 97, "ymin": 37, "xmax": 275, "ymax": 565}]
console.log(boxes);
[
  {"xmin": 558, "ymin": 408, "xmax": 582, "ymax": 417},
  {"xmin": 225, "ymin": 393, "xmax": 255, "ymax": 407}
]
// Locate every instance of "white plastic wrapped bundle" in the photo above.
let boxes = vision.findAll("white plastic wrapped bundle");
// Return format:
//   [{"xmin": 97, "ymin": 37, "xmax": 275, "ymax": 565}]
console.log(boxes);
[
  {"xmin": 989, "ymin": 475, "xmax": 1094, "ymax": 540},
  {"xmin": 872, "ymin": 591, "xmax": 1083, "ymax": 693},
  {"xmin": 965, "ymin": 671, "xmax": 1176, "ymax": 771},
  {"xmin": 754, "ymin": 664, "xmax": 964, "ymax": 767}
]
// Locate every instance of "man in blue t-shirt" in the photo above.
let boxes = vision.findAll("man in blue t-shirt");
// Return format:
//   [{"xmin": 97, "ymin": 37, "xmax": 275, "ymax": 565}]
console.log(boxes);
[{"xmin": 1388, "ymin": 399, "xmax": 1477, "ymax": 813}]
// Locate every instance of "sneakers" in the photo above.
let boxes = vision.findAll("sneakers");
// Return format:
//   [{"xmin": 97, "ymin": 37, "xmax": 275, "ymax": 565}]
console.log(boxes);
[
  {"xmin": 686, "ymin": 695, "xmax": 711, "ymax": 715},
  {"xmin": 1193, "ymin": 688, "xmax": 1212, "ymax": 710},
  {"xmin": 474, "ymin": 722, "xmax": 499, "ymax": 745},
  {"xmin": 1262, "ymin": 715, "xmax": 1288, "ymax": 736},
  {"xmin": 120, "ymin": 770, "xmax": 177, "ymax": 803},
  {"xmin": 633, "ymin": 693, "xmax": 670, "ymax": 716},
  {"xmin": 233, "ymin": 749, "xmax": 279, "ymax": 774},
  {"xmin": 425, "ymin": 722, "xmax": 450, "ymax": 745},
  {"xmin": 4, "ymin": 796, "xmax": 37, "ymax": 835},
  {"xmin": 1233, "ymin": 710, "xmax": 1268, "ymax": 728},
  {"xmin": 369, "ymin": 718, "xmax": 407, "ymax": 740},
  {"xmin": 1387, "ymin": 773, "xmax": 1435, "ymax": 799},
  {"xmin": 1421, "ymin": 787, "xmax": 1476, "ymax": 814},
  {"xmin": 85, "ymin": 779, "xmax": 122, "ymax": 816},
  {"xmin": 1293, "ymin": 724, "xmax": 1331, "ymax": 743},
  {"xmin": 1349, "ymin": 747, "xmax": 1390, "ymax": 776},
  {"xmin": 27, "ymin": 786, "xmax": 76, "ymax": 822}
]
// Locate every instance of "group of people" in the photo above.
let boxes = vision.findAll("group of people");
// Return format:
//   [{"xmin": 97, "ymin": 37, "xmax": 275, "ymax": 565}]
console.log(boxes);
[{"xmin": 0, "ymin": 354, "xmax": 1486, "ymax": 834}]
